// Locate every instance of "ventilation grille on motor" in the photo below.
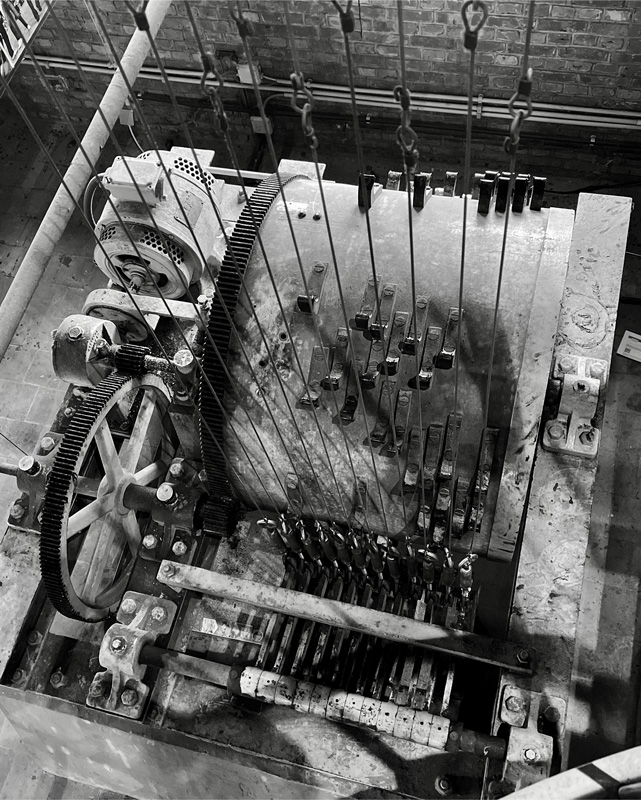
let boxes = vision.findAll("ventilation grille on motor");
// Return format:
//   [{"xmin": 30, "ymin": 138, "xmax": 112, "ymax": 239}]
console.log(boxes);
[
  {"xmin": 137, "ymin": 152, "xmax": 216, "ymax": 193},
  {"xmin": 100, "ymin": 225, "xmax": 118, "ymax": 241},
  {"xmin": 138, "ymin": 226, "xmax": 185, "ymax": 265}
]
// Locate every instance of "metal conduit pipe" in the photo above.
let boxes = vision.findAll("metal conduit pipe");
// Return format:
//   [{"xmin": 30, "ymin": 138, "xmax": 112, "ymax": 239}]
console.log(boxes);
[
  {"xmin": 24, "ymin": 53, "xmax": 641, "ymax": 130},
  {"xmin": 0, "ymin": 0, "xmax": 172, "ymax": 365}
]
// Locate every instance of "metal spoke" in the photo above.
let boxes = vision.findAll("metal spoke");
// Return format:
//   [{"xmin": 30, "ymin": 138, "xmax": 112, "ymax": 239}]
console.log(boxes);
[
  {"xmin": 67, "ymin": 497, "xmax": 110, "ymax": 539},
  {"xmin": 94, "ymin": 423, "xmax": 123, "ymax": 488},
  {"xmin": 119, "ymin": 390, "xmax": 159, "ymax": 473}
]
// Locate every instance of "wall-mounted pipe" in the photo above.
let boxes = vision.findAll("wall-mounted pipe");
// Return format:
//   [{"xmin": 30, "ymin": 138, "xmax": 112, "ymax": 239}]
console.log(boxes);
[
  {"xmin": 0, "ymin": 1, "xmax": 172, "ymax": 365},
  {"xmin": 23, "ymin": 53, "xmax": 641, "ymax": 131}
]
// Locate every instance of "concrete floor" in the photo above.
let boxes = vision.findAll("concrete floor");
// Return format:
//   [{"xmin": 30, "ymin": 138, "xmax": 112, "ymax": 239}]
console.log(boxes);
[{"xmin": 0, "ymin": 106, "xmax": 639, "ymax": 796}]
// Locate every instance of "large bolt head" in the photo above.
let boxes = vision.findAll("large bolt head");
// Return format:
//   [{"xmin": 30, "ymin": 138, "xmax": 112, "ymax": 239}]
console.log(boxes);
[
  {"xmin": 523, "ymin": 747, "xmax": 539, "ymax": 764},
  {"xmin": 40, "ymin": 436, "xmax": 56, "ymax": 453},
  {"xmin": 49, "ymin": 670, "xmax": 67, "ymax": 689},
  {"xmin": 150, "ymin": 606, "xmax": 167, "ymax": 622},
  {"xmin": 168, "ymin": 461, "xmax": 184, "ymax": 479},
  {"xmin": 547, "ymin": 422, "xmax": 565, "ymax": 441},
  {"xmin": 172, "ymin": 540, "xmax": 188, "ymax": 557},
  {"xmin": 109, "ymin": 636, "xmax": 127, "ymax": 654},
  {"xmin": 88, "ymin": 681, "xmax": 104, "ymax": 698},
  {"xmin": 9, "ymin": 504, "xmax": 25, "ymax": 521},
  {"xmin": 590, "ymin": 362, "xmax": 605, "ymax": 379},
  {"xmin": 156, "ymin": 483, "xmax": 175, "ymax": 503},
  {"xmin": 120, "ymin": 688, "xmax": 139, "ymax": 707},
  {"xmin": 120, "ymin": 598, "xmax": 137, "ymax": 615},
  {"xmin": 505, "ymin": 695, "xmax": 524, "ymax": 712},
  {"xmin": 142, "ymin": 534, "xmax": 158, "ymax": 550},
  {"xmin": 516, "ymin": 648, "xmax": 531, "ymax": 665},
  {"xmin": 160, "ymin": 563, "xmax": 176, "ymax": 578},
  {"xmin": 67, "ymin": 325, "xmax": 83, "ymax": 340},
  {"xmin": 558, "ymin": 356, "xmax": 574, "ymax": 373},
  {"xmin": 18, "ymin": 456, "xmax": 39, "ymax": 475}
]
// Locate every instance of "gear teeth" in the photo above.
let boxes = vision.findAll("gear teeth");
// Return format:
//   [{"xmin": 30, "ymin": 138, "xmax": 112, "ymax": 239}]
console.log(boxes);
[
  {"xmin": 114, "ymin": 344, "xmax": 150, "ymax": 375},
  {"xmin": 199, "ymin": 173, "xmax": 309, "ymax": 537},
  {"xmin": 40, "ymin": 373, "xmax": 133, "ymax": 621}
]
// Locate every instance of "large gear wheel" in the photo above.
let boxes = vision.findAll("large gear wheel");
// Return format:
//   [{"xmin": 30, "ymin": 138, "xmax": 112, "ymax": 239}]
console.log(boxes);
[{"xmin": 40, "ymin": 373, "xmax": 174, "ymax": 622}]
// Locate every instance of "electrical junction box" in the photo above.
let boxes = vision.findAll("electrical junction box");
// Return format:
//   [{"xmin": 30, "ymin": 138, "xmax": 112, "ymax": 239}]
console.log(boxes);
[
  {"xmin": 101, "ymin": 156, "xmax": 163, "ymax": 205},
  {"xmin": 238, "ymin": 61, "xmax": 262, "ymax": 85},
  {"xmin": 250, "ymin": 116, "xmax": 273, "ymax": 135}
]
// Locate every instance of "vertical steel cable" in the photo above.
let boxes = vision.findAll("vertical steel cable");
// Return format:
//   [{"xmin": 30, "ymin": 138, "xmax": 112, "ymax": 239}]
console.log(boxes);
[
  {"xmin": 58, "ymin": 3, "xmax": 296, "ymax": 512},
  {"xmin": 282, "ymin": 0, "xmax": 392, "ymax": 536},
  {"xmin": 11, "ymin": 4, "xmax": 273, "ymax": 513},
  {"xmin": 139, "ymin": 3, "xmax": 343, "ymax": 523},
  {"xmin": 395, "ymin": 0, "xmax": 427, "ymax": 543},
  {"xmin": 471, "ymin": 0, "xmax": 535, "ymax": 551},
  {"xmin": 446, "ymin": 1, "xmax": 488, "ymax": 550},
  {"xmin": 0, "ymin": 67, "xmax": 264, "ymax": 514},
  {"xmin": 327, "ymin": 0, "xmax": 413, "ymax": 527}
]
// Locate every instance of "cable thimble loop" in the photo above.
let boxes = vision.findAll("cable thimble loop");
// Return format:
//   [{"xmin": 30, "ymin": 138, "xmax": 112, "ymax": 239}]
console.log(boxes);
[
  {"xmin": 199, "ymin": 52, "xmax": 229, "ymax": 134},
  {"xmin": 331, "ymin": 0, "xmax": 355, "ymax": 34},
  {"xmin": 507, "ymin": 66, "xmax": 534, "ymax": 121},
  {"xmin": 290, "ymin": 72, "xmax": 318, "ymax": 150},
  {"xmin": 461, "ymin": 0, "xmax": 488, "ymax": 50},
  {"xmin": 394, "ymin": 85, "xmax": 419, "ymax": 169},
  {"xmin": 229, "ymin": 0, "xmax": 254, "ymax": 39}
]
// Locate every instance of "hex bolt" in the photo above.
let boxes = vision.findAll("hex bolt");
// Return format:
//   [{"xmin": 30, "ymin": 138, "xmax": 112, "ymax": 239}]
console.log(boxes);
[
  {"xmin": 9, "ymin": 504, "xmax": 25, "ymax": 521},
  {"xmin": 18, "ymin": 456, "xmax": 40, "ymax": 475},
  {"xmin": 88, "ymin": 681, "xmax": 104, "ymax": 698},
  {"xmin": 93, "ymin": 338, "xmax": 109, "ymax": 357},
  {"xmin": 160, "ymin": 563, "xmax": 176, "ymax": 578},
  {"xmin": 109, "ymin": 636, "xmax": 128, "ymax": 654},
  {"xmin": 547, "ymin": 422, "xmax": 565, "ymax": 441},
  {"xmin": 150, "ymin": 606, "xmax": 167, "ymax": 622},
  {"xmin": 156, "ymin": 483, "xmax": 175, "ymax": 504},
  {"xmin": 197, "ymin": 294, "xmax": 208, "ymax": 307},
  {"xmin": 11, "ymin": 669, "xmax": 24, "ymax": 684},
  {"xmin": 49, "ymin": 669, "xmax": 68, "ymax": 689},
  {"xmin": 26, "ymin": 630, "xmax": 42, "ymax": 647},
  {"xmin": 120, "ymin": 688, "xmax": 139, "ymax": 707},
  {"xmin": 168, "ymin": 461, "xmax": 184, "ymax": 479},
  {"xmin": 120, "ymin": 598, "xmax": 137, "ymax": 615},
  {"xmin": 63, "ymin": 407, "xmax": 75, "ymax": 419},
  {"xmin": 173, "ymin": 349, "xmax": 194, "ymax": 374},
  {"xmin": 67, "ymin": 325, "xmax": 83, "ymax": 341},
  {"xmin": 523, "ymin": 747, "xmax": 539, "ymax": 764},
  {"xmin": 558, "ymin": 356, "xmax": 574, "ymax": 373},
  {"xmin": 40, "ymin": 436, "xmax": 56, "ymax": 454},
  {"xmin": 516, "ymin": 648, "xmax": 531, "ymax": 665},
  {"xmin": 505, "ymin": 695, "xmax": 524, "ymax": 713},
  {"xmin": 172, "ymin": 540, "xmax": 188, "ymax": 557},
  {"xmin": 590, "ymin": 362, "xmax": 605, "ymax": 379},
  {"xmin": 142, "ymin": 534, "xmax": 158, "ymax": 550},
  {"xmin": 579, "ymin": 428, "xmax": 596, "ymax": 446}
]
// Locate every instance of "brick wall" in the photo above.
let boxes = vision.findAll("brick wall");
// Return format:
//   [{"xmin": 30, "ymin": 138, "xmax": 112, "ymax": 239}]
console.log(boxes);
[{"xmin": 27, "ymin": 1, "xmax": 641, "ymax": 109}]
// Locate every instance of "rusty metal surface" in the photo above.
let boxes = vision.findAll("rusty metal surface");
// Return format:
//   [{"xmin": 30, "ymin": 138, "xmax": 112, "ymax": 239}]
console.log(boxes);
[
  {"xmin": 225, "ymin": 183, "xmax": 574, "ymax": 538},
  {"xmin": 504, "ymin": 193, "xmax": 631, "ymax": 770}
]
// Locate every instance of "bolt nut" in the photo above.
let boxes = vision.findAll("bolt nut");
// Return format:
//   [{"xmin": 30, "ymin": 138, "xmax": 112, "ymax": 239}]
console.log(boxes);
[
  {"xmin": 150, "ymin": 606, "xmax": 167, "ymax": 622},
  {"xmin": 156, "ymin": 483, "xmax": 175, "ymax": 504},
  {"xmin": 49, "ymin": 669, "xmax": 67, "ymax": 689},
  {"xmin": 11, "ymin": 669, "xmax": 24, "ymax": 683},
  {"xmin": 523, "ymin": 747, "xmax": 539, "ymax": 764},
  {"xmin": 516, "ymin": 648, "xmax": 531, "ymax": 665},
  {"xmin": 120, "ymin": 598, "xmax": 137, "ymax": 615},
  {"xmin": 160, "ymin": 562, "xmax": 176, "ymax": 578},
  {"xmin": 505, "ymin": 695, "xmax": 524, "ymax": 712},
  {"xmin": 88, "ymin": 681, "xmax": 104, "ymax": 698},
  {"xmin": 172, "ymin": 540, "xmax": 188, "ymax": 557},
  {"xmin": 67, "ymin": 325, "xmax": 83, "ymax": 340},
  {"xmin": 435, "ymin": 775, "xmax": 453, "ymax": 796},
  {"xmin": 173, "ymin": 349, "xmax": 194, "ymax": 374},
  {"xmin": 142, "ymin": 534, "xmax": 158, "ymax": 550},
  {"xmin": 109, "ymin": 636, "xmax": 128, "ymax": 654},
  {"xmin": 26, "ymin": 630, "xmax": 42, "ymax": 647},
  {"xmin": 9, "ymin": 504, "xmax": 25, "ymax": 521},
  {"xmin": 40, "ymin": 436, "xmax": 56, "ymax": 454},
  {"xmin": 18, "ymin": 456, "xmax": 39, "ymax": 475},
  {"xmin": 590, "ymin": 362, "xmax": 605, "ymax": 379},
  {"xmin": 558, "ymin": 356, "xmax": 574, "ymax": 373},
  {"xmin": 168, "ymin": 461, "xmax": 184, "ymax": 479},
  {"xmin": 547, "ymin": 422, "xmax": 565, "ymax": 442},
  {"xmin": 63, "ymin": 407, "xmax": 75, "ymax": 419},
  {"xmin": 120, "ymin": 688, "xmax": 139, "ymax": 707},
  {"xmin": 579, "ymin": 427, "xmax": 596, "ymax": 446}
]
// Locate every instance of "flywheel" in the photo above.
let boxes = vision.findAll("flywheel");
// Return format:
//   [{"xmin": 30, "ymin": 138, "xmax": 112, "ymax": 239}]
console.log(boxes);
[{"xmin": 39, "ymin": 373, "xmax": 174, "ymax": 621}]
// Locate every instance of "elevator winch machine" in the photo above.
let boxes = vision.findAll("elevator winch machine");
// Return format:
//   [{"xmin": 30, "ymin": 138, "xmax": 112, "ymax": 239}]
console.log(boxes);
[{"xmin": 0, "ymin": 146, "xmax": 629, "ymax": 799}]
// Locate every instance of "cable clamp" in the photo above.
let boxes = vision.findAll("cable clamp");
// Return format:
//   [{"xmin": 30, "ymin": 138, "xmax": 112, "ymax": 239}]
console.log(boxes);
[
  {"xmin": 331, "ymin": 0, "xmax": 355, "ymax": 34},
  {"xmin": 461, "ymin": 0, "xmax": 488, "ymax": 51},
  {"xmin": 229, "ymin": 0, "xmax": 254, "ymax": 39},
  {"xmin": 125, "ymin": 1, "xmax": 150, "ymax": 31}
]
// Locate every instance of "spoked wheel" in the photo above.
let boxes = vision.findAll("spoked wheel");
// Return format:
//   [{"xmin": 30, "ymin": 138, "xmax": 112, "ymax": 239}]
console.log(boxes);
[{"xmin": 40, "ymin": 373, "xmax": 174, "ymax": 621}]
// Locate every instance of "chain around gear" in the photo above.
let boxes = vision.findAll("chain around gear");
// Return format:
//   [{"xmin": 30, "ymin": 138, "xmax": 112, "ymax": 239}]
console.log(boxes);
[{"xmin": 39, "ymin": 373, "xmax": 171, "ymax": 622}]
